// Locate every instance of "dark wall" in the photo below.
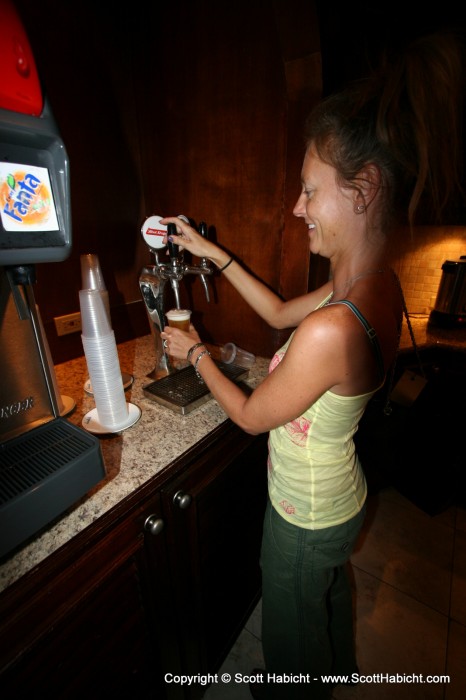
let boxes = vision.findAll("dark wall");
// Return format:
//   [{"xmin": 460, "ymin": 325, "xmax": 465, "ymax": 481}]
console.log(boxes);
[
  {"xmin": 14, "ymin": 0, "xmax": 322, "ymax": 363},
  {"xmin": 315, "ymin": 0, "xmax": 466, "ymax": 224},
  {"xmin": 11, "ymin": 0, "xmax": 465, "ymax": 365},
  {"xmin": 316, "ymin": 0, "xmax": 466, "ymax": 93},
  {"xmin": 14, "ymin": 0, "xmax": 150, "ymax": 360}
]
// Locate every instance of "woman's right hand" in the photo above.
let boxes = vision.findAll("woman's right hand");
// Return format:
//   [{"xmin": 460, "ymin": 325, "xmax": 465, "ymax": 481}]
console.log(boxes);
[{"xmin": 160, "ymin": 216, "xmax": 229, "ymax": 268}]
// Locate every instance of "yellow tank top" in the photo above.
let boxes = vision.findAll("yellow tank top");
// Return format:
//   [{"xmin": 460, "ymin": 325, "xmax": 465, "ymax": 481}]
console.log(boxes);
[{"xmin": 268, "ymin": 296, "xmax": 379, "ymax": 529}]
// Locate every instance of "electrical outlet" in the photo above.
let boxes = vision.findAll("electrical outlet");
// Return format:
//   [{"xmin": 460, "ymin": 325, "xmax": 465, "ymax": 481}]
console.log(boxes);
[{"xmin": 54, "ymin": 312, "xmax": 82, "ymax": 336}]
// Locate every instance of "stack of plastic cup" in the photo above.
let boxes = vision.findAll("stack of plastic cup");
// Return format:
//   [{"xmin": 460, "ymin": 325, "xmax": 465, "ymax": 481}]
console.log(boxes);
[
  {"xmin": 79, "ymin": 289, "xmax": 128, "ymax": 431},
  {"xmin": 80, "ymin": 253, "xmax": 110, "ymax": 322}
]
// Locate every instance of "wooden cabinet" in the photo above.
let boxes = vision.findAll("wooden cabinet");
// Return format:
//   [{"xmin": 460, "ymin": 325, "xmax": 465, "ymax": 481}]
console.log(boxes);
[
  {"xmin": 0, "ymin": 490, "xmax": 176, "ymax": 699},
  {"xmin": 160, "ymin": 423, "xmax": 268, "ymax": 690},
  {"xmin": 0, "ymin": 423, "xmax": 268, "ymax": 699}
]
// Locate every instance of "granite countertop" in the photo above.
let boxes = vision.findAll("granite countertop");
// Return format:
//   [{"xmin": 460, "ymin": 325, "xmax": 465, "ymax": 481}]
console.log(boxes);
[
  {"xmin": 0, "ymin": 334, "xmax": 270, "ymax": 593},
  {"xmin": 399, "ymin": 314, "xmax": 466, "ymax": 352},
  {"xmin": 1, "ymin": 317, "xmax": 464, "ymax": 593}
]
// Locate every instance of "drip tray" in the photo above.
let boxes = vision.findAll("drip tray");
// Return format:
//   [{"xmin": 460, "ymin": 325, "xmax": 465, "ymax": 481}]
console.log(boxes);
[
  {"xmin": 143, "ymin": 361, "xmax": 249, "ymax": 414},
  {"xmin": 0, "ymin": 418, "xmax": 106, "ymax": 559}
]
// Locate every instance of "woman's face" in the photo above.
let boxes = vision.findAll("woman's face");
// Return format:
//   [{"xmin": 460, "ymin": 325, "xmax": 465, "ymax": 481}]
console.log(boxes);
[{"xmin": 293, "ymin": 147, "xmax": 355, "ymax": 259}]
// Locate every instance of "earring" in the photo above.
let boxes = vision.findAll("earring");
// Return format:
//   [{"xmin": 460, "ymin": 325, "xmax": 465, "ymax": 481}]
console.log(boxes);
[{"xmin": 355, "ymin": 203, "xmax": 365, "ymax": 213}]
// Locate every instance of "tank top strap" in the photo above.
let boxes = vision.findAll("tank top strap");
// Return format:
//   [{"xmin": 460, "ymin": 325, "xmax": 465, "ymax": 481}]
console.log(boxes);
[{"xmin": 326, "ymin": 299, "xmax": 385, "ymax": 380}]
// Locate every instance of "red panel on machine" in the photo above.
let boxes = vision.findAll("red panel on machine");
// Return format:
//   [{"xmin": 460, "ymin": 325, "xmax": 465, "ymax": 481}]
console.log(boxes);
[{"xmin": 0, "ymin": 0, "xmax": 43, "ymax": 116}]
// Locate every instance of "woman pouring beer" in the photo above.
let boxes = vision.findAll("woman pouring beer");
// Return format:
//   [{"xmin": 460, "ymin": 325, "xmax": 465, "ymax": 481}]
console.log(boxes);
[{"xmin": 160, "ymin": 32, "xmax": 463, "ymax": 700}]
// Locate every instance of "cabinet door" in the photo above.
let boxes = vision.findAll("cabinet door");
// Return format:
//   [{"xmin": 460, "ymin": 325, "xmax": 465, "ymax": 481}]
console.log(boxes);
[
  {"xmin": 161, "ymin": 426, "xmax": 268, "ymax": 685},
  {"xmin": 0, "ymin": 494, "xmax": 174, "ymax": 699}
]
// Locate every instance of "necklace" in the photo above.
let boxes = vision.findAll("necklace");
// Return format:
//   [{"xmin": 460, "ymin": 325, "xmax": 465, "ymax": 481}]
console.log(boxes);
[{"xmin": 329, "ymin": 268, "xmax": 386, "ymax": 300}]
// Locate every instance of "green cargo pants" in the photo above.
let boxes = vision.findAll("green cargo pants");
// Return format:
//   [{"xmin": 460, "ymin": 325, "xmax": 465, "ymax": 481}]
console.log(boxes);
[{"xmin": 260, "ymin": 499, "xmax": 366, "ymax": 700}]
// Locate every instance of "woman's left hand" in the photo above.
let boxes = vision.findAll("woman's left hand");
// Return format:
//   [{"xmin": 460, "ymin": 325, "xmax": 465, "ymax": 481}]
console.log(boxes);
[
  {"xmin": 160, "ymin": 324, "xmax": 201, "ymax": 361},
  {"xmin": 161, "ymin": 216, "xmax": 220, "ymax": 262}
]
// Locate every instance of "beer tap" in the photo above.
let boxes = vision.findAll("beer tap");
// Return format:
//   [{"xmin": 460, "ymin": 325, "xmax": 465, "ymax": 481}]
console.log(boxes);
[
  {"xmin": 197, "ymin": 221, "xmax": 211, "ymax": 303},
  {"xmin": 166, "ymin": 223, "xmax": 183, "ymax": 309},
  {"xmin": 138, "ymin": 215, "xmax": 214, "ymax": 378}
]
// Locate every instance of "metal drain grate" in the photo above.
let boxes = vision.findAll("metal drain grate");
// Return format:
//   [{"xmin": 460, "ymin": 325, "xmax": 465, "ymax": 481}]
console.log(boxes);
[
  {"xmin": 0, "ymin": 418, "xmax": 106, "ymax": 558},
  {"xmin": 1, "ymin": 420, "xmax": 100, "ymax": 502},
  {"xmin": 143, "ymin": 361, "xmax": 248, "ymax": 414}
]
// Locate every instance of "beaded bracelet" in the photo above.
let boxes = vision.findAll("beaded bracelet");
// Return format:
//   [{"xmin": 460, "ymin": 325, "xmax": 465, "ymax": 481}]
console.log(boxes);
[
  {"xmin": 218, "ymin": 257, "xmax": 233, "ymax": 273},
  {"xmin": 194, "ymin": 349, "xmax": 211, "ymax": 379},
  {"xmin": 186, "ymin": 342, "xmax": 205, "ymax": 362}
]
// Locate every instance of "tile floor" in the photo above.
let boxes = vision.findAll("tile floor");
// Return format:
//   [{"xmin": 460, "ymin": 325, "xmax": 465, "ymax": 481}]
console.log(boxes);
[{"xmin": 202, "ymin": 487, "xmax": 466, "ymax": 700}]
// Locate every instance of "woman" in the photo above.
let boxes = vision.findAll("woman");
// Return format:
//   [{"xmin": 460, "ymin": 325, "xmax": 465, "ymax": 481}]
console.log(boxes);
[{"xmin": 160, "ymin": 33, "xmax": 463, "ymax": 700}]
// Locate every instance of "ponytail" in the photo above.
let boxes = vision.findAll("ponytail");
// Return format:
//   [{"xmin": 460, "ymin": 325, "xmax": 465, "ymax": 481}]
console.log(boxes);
[
  {"xmin": 305, "ymin": 31, "xmax": 465, "ymax": 229},
  {"xmin": 376, "ymin": 32, "xmax": 464, "ymax": 225}
]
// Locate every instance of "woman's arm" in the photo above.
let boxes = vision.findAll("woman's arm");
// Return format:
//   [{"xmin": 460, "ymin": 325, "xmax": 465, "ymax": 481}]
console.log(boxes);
[
  {"xmin": 161, "ymin": 309, "xmax": 346, "ymax": 435},
  {"xmin": 161, "ymin": 216, "xmax": 332, "ymax": 329}
]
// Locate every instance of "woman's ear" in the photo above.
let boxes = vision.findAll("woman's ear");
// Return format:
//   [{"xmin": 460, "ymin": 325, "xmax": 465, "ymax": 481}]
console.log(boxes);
[{"xmin": 354, "ymin": 163, "xmax": 382, "ymax": 211}]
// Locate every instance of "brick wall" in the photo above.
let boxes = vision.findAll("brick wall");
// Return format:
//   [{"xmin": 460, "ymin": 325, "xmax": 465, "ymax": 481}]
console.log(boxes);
[{"xmin": 390, "ymin": 226, "xmax": 466, "ymax": 315}]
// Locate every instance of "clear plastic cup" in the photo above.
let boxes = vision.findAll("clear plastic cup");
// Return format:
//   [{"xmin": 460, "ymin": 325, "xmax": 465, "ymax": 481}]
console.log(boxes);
[
  {"xmin": 165, "ymin": 309, "xmax": 192, "ymax": 370},
  {"xmin": 81, "ymin": 253, "xmax": 106, "ymax": 291},
  {"xmin": 220, "ymin": 343, "xmax": 255, "ymax": 368},
  {"xmin": 166, "ymin": 308, "xmax": 191, "ymax": 332},
  {"xmin": 79, "ymin": 289, "xmax": 111, "ymax": 337},
  {"xmin": 81, "ymin": 332, "xmax": 128, "ymax": 429}
]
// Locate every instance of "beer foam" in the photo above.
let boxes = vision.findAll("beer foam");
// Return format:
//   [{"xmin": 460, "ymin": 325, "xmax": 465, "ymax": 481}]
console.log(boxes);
[{"xmin": 166, "ymin": 308, "xmax": 191, "ymax": 320}]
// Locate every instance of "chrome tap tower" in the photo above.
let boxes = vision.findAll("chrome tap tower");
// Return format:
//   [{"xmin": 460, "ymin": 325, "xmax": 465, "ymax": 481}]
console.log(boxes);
[{"xmin": 139, "ymin": 216, "xmax": 213, "ymax": 378}]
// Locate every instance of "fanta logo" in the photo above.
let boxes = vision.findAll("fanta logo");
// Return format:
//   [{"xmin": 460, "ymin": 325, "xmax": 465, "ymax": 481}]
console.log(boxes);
[{"xmin": 0, "ymin": 169, "xmax": 52, "ymax": 225}]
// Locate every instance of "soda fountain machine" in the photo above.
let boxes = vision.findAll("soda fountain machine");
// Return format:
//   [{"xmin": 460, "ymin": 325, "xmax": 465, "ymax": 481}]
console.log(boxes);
[{"xmin": 0, "ymin": 0, "xmax": 105, "ymax": 558}]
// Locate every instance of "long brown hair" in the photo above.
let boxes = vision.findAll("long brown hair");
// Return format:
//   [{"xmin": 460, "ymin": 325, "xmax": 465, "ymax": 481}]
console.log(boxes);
[{"xmin": 305, "ymin": 32, "xmax": 465, "ymax": 230}]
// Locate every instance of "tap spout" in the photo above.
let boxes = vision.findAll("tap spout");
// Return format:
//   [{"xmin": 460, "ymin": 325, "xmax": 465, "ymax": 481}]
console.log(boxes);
[
  {"xmin": 139, "ymin": 266, "xmax": 171, "ymax": 376},
  {"xmin": 200, "ymin": 273, "xmax": 210, "ymax": 302},
  {"xmin": 170, "ymin": 276, "xmax": 181, "ymax": 309}
]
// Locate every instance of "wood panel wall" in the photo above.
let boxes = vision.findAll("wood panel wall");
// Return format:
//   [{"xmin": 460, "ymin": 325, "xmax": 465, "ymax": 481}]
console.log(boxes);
[{"xmin": 14, "ymin": 0, "xmax": 323, "ymax": 363}]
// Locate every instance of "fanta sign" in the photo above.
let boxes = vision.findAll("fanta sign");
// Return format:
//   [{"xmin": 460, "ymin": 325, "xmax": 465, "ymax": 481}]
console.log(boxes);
[{"xmin": 0, "ymin": 162, "xmax": 60, "ymax": 231}]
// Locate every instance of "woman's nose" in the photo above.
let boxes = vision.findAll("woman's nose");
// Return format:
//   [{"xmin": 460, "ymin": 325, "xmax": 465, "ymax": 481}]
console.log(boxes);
[{"xmin": 293, "ymin": 193, "xmax": 306, "ymax": 218}]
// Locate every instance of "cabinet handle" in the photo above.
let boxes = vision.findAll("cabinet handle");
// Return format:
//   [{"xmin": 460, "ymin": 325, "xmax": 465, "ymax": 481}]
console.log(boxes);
[
  {"xmin": 173, "ymin": 490, "xmax": 192, "ymax": 509},
  {"xmin": 144, "ymin": 515, "xmax": 165, "ymax": 536}
]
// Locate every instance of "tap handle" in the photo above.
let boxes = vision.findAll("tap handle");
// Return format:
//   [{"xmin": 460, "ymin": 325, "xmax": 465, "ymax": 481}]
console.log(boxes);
[
  {"xmin": 197, "ymin": 221, "xmax": 211, "ymax": 302},
  {"xmin": 198, "ymin": 221, "xmax": 208, "ymax": 239},
  {"xmin": 198, "ymin": 221, "xmax": 209, "ymax": 267},
  {"xmin": 167, "ymin": 223, "xmax": 179, "ymax": 259}
]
